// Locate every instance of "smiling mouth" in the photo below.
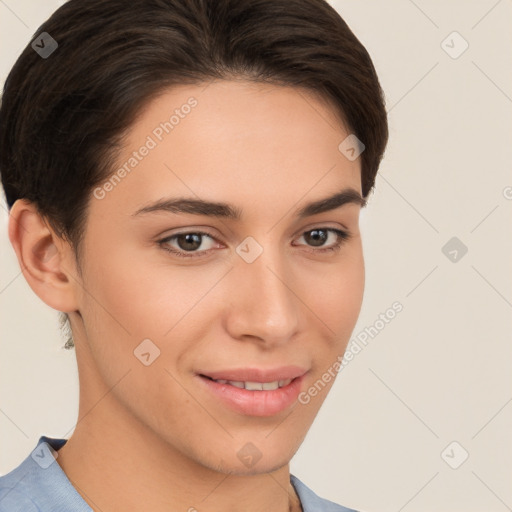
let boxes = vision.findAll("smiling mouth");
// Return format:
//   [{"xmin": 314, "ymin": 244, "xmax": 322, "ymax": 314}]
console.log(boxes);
[{"xmin": 197, "ymin": 371, "xmax": 306, "ymax": 416}]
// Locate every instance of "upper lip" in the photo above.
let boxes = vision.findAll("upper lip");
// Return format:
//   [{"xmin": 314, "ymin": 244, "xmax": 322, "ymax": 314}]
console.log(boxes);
[{"xmin": 198, "ymin": 365, "xmax": 308, "ymax": 382}]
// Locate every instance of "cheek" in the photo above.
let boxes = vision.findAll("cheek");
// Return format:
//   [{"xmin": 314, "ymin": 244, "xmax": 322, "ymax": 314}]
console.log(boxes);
[
  {"xmin": 82, "ymin": 240, "xmax": 219, "ymax": 338},
  {"xmin": 310, "ymin": 250, "xmax": 364, "ymax": 325},
  {"xmin": 336, "ymin": 256, "xmax": 365, "ymax": 325},
  {"xmin": 77, "ymin": 250, "xmax": 208, "ymax": 414},
  {"xmin": 301, "ymin": 248, "xmax": 365, "ymax": 359},
  {"xmin": 77, "ymin": 245, "xmax": 233, "ymax": 396}
]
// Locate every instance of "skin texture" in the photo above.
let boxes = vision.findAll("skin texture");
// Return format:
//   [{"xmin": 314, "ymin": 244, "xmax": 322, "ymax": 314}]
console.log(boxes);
[{"xmin": 8, "ymin": 79, "xmax": 365, "ymax": 512}]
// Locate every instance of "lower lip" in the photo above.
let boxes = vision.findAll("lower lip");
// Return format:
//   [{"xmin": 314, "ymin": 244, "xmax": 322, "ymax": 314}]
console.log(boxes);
[{"xmin": 197, "ymin": 374, "xmax": 306, "ymax": 417}]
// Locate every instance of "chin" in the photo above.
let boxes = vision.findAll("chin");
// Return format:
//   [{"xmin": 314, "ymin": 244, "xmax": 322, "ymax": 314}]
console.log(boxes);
[
  {"xmin": 220, "ymin": 458, "xmax": 291, "ymax": 476},
  {"xmin": 198, "ymin": 447, "xmax": 293, "ymax": 476}
]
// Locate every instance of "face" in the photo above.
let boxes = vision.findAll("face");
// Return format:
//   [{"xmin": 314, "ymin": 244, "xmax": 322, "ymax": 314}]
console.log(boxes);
[{"xmin": 71, "ymin": 79, "xmax": 365, "ymax": 475}]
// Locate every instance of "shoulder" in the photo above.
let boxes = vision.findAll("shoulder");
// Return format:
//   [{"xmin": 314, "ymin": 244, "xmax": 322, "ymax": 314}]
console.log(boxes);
[
  {"xmin": 0, "ymin": 436, "xmax": 91, "ymax": 512},
  {"xmin": 0, "ymin": 464, "xmax": 41, "ymax": 512},
  {"xmin": 290, "ymin": 474, "xmax": 359, "ymax": 512},
  {"xmin": 0, "ymin": 489, "xmax": 40, "ymax": 512}
]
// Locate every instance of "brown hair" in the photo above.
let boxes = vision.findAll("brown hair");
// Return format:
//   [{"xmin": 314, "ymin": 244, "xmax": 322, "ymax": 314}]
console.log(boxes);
[{"xmin": 0, "ymin": 0, "xmax": 388, "ymax": 347}]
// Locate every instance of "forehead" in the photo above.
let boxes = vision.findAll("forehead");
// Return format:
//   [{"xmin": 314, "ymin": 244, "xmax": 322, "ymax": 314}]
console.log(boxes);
[{"xmin": 91, "ymin": 80, "xmax": 362, "ymax": 221}]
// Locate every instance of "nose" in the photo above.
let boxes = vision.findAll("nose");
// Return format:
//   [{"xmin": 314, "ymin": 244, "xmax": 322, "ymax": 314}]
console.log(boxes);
[{"xmin": 223, "ymin": 244, "xmax": 300, "ymax": 347}]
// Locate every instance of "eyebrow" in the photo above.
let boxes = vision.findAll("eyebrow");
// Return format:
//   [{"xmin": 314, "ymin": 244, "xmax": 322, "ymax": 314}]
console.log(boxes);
[{"xmin": 132, "ymin": 187, "xmax": 366, "ymax": 219}]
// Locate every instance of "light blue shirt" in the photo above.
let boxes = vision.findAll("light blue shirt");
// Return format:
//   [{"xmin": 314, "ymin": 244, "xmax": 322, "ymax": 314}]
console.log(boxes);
[{"xmin": 0, "ymin": 436, "xmax": 357, "ymax": 511}]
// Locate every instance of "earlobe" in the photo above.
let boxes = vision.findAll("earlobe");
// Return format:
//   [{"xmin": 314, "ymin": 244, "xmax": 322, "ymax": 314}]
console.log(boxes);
[{"xmin": 7, "ymin": 199, "xmax": 80, "ymax": 313}]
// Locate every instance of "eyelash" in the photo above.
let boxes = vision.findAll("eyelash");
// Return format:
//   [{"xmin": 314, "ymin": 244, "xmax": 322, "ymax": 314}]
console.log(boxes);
[{"xmin": 158, "ymin": 228, "xmax": 351, "ymax": 259}]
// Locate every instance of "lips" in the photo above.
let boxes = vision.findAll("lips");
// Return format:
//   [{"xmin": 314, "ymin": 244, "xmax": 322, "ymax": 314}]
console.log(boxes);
[
  {"xmin": 197, "ymin": 370, "xmax": 307, "ymax": 416},
  {"xmin": 195, "ymin": 365, "xmax": 309, "ymax": 416}
]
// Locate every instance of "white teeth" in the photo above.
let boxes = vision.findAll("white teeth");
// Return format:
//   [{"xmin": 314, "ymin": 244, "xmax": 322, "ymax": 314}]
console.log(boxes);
[
  {"xmin": 212, "ymin": 378, "xmax": 293, "ymax": 390},
  {"xmin": 245, "ymin": 381, "xmax": 265, "ymax": 390}
]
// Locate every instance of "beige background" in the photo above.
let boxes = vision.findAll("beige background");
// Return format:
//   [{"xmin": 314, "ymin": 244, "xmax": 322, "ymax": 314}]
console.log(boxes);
[{"xmin": 1, "ymin": 1, "xmax": 511, "ymax": 511}]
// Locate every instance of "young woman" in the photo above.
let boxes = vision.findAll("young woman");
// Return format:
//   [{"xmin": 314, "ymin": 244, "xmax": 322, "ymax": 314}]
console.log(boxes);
[{"xmin": 0, "ymin": 0, "xmax": 388, "ymax": 510}]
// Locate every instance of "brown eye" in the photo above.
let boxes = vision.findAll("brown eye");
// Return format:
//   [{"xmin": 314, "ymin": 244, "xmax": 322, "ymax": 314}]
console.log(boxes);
[
  {"xmin": 175, "ymin": 233, "xmax": 202, "ymax": 251},
  {"xmin": 303, "ymin": 229, "xmax": 329, "ymax": 247},
  {"xmin": 296, "ymin": 228, "xmax": 350, "ymax": 252},
  {"xmin": 159, "ymin": 231, "xmax": 217, "ymax": 258}
]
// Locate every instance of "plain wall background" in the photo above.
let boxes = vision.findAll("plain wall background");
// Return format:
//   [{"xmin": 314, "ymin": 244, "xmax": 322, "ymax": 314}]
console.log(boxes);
[{"xmin": 1, "ymin": 1, "xmax": 511, "ymax": 511}]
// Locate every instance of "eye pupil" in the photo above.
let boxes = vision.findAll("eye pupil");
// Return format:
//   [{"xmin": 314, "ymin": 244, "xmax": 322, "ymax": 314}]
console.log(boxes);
[
  {"xmin": 306, "ymin": 229, "xmax": 327, "ymax": 247},
  {"xmin": 178, "ymin": 233, "xmax": 202, "ymax": 251}
]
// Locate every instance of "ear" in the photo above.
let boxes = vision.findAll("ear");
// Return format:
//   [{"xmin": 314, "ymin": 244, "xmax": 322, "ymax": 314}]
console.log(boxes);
[{"xmin": 8, "ymin": 199, "xmax": 81, "ymax": 313}]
